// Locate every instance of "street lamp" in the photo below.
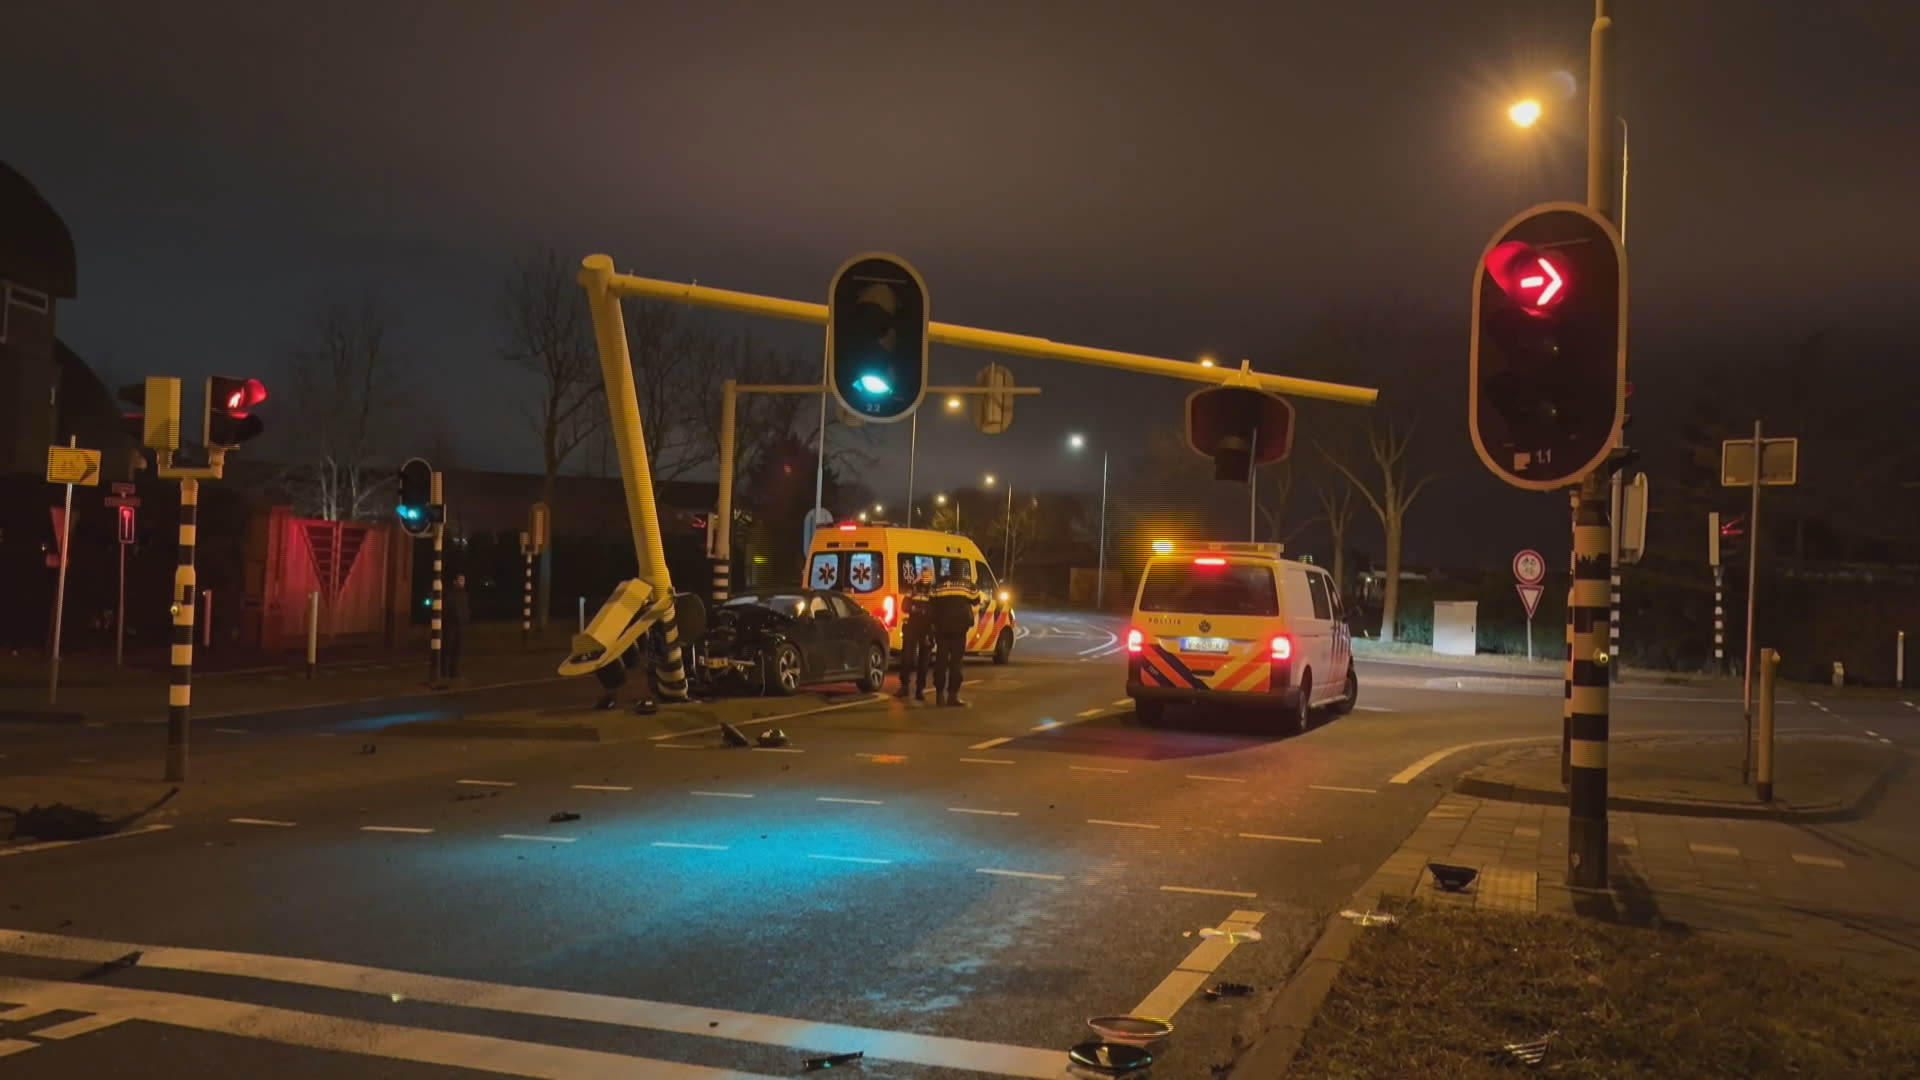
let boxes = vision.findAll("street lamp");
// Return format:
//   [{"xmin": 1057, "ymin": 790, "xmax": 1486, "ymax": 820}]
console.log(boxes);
[
  {"xmin": 1197, "ymin": 353, "xmax": 1217, "ymax": 368},
  {"xmin": 1066, "ymin": 433, "xmax": 1110, "ymax": 609},
  {"xmin": 1507, "ymin": 98, "xmax": 1542, "ymax": 128},
  {"xmin": 982, "ymin": 474, "xmax": 1013, "ymax": 572},
  {"xmin": 934, "ymin": 492, "xmax": 956, "ymax": 531},
  {"xmin": 945, "ymin": 396, "xmax": 962, "ymax": 411},
  {"xmin": 1507, "ymin": 98, "xmax": 1629, "ymax": 244}
]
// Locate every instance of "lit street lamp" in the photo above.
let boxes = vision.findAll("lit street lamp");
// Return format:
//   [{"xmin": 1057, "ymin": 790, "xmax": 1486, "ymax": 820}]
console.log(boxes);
[
  {"xmin": 982, "ymin": 474, "xmax": 1014, "ymax": 572},
  {"xmin": 1507, "ymin": 98, "xmax": 1542, "ymax": 128},
  {"xmin": 1066, "ymin": 433, "xmax": 1110, "ymax": 609},
  {"xmin": 1508, "ymin": 97, "xmax": 1629, "ymax": 244},
  {"xmin": 934, "ymin": 492, "xmax": 956, "ymax": 532}
]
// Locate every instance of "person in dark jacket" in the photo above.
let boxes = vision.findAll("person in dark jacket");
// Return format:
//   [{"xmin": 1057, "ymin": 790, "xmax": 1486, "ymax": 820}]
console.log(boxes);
[
  {"xmin": 894, "ymin": 566, "xmax": 935, "ymax": 700},
  {"xmin": 929, "ymin": 571, "xmax": 981, "ymax": 707},
  {"xmin": 443, "ymin": 573, "xmax": 472, "ymax": 677}
]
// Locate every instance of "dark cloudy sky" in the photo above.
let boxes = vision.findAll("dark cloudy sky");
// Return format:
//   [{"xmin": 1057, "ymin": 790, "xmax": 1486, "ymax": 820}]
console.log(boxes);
[{"xmin": 5, "ymin": 1, "xmax": 1916, "ymax": 563}]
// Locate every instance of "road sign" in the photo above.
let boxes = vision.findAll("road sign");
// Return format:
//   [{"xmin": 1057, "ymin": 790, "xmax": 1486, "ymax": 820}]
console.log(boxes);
[
  {"xmin": 104, "ymin": 481, "xmax": 141, "ymax": 508},
  {"xmin": 1512, "ymin": 549, "xmax": 1546, "ymax": 586},
  {"xmin": 1619, "ymin": 473, "xmax": 1649, "ymax": 564},
  {"xmin": 46, "ymin": 445, "xmax": 102, "ymax": 486},
  {"xmin": 528, "ymin": 502, "xmax": 550, "ymax": 552},
  {"xmin": 1720, "ymin": 438, "xmax": 1798, "ymax": 487},
  {"xmin": 1516, "ymin": 583, "xmax": 1545, "ymax": 618},
  {"xmin": 974, "ymin": 362, "xmax": 1015, "ymax": 435}
]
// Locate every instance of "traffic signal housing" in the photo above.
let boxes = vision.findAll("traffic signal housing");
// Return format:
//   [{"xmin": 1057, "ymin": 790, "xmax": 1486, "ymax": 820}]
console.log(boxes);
[
  {"xmin": 826, "ymin": 253, "xmax": 929, "ymax": 423},
  {"xmin": 205, "ymin": 376, "xmax": 267, "ymax": 447},
  {"xmin": 1469, "ymin": 201, "xmax": 1627, "ymax": 491},
  {"xmin": 1186, "ymin": 386, "xmax": 1295, "ymax": 481},
  {"xmin": 396, "ymin": 457, "xmax": 438, "ymax": 537}
]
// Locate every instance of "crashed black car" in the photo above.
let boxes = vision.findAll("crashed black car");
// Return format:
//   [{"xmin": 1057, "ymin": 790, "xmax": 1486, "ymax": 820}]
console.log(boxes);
[{"xmin": 696, "ymin": 589, "xmax": 890, "ymax": 696}]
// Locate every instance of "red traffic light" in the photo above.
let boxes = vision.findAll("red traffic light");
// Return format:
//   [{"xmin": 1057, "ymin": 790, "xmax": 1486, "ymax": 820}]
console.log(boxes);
[
  {"xmin": 214, "ymin": 377, "xmax": 268, "ymax": 416},
  {"xmin": 117, "ymin": 504, "xmax": 136, "ymax": 544},
  {"xmin": 1485, "ymin": 241, "xmax": 1567, "ymax": 316}
]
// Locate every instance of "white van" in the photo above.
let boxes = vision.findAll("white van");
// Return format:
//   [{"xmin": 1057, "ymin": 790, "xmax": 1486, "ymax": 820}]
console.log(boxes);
[{"xmin": 1125, "ymin": 541, "xmax": 1355, "ymax": 732}]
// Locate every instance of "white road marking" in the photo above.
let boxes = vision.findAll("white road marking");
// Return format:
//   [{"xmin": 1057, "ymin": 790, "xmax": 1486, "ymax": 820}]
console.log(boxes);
[
  {"xmin": 1239, "ymin": 833, "xmax": 1322, "ymax": 844},
  {"xmin": 817, "ymin": 797, "xmax": 884, "ymax": 805},
  {"xmin": 1388, "ymin": 737, "xmax": 1551, "ymax": 784},
  {"xmin": 976, "ymin": 868, "xmax": 1065, "ymax": 881},
  {"xmin": 689, "ymin": 791, "xmax": 754, "ymax": 799},
  {"xmin": 457, "ymin": 779, "xmax": 516, "ymax": 787},
  {"xmin": 1880, "ymin": 737, "xmax": 1894, "ymax": 744},
  {"xmin": 500, "ymin": 835, "xmax": 577, "ymax": 844},
  {"xmin": 654, "ymin": 743, "xmax": 702, "ymax": 750},
  {"xmin": 0, "ymin": 932, "xmax": 1074, "ymax": 1078},
  {"xmin": 360, "ymin": 826, "xmax": 433, "ymax": 835},
  {"xmin": 648, "ymin": 695, "xmax": 882, "ymax": 741},
  {"xmin": 572, "ymin": 784, "xmax": 633, "ymax": 792},
  {"xmin": 0, "ymin": 824, "xmax": 173, "ymax": 858},
  {"xmin": 1689, "ymin": 842, "xmax": 1741, "ymax": 857},
  {"xmin": 651, "ymin": 842, "xmax": 728, "ymax": 851},
  {"xmin": 1087, "ymin": 818, "xmax": 1160, "ymax": 830},
  {"xmin": 229, "ymin": 818, "xmax": 298, "ymax": 828},
  {"xmin": 948, "ymin": 807, "xmax": 1019, "ymax": 817},
  {"xmin": 1111, "ymin": 698, "xmax": 1133, "ymax": 707},
  {"xmin": 1865, "ymin": 729, "xmax": 1880, "ymax": 737},
  {"xmin": 1030, "ymin": 719, "xmax": 1060, "ymax": 731},
  {"xmin": 1792, "ymin": 853, "xmax": 1846, "ymax": 869},
  {"xmin": 854, "ymin": 752, "xmax": 904, "ymax": 760},
  {"xmin": 1131, "ymin": 909, "xmax": 1266, "ymax": 1021},
  {"xmin": 969, "ymin": 736, "xmax": 1014, "ymax": 750},
  {"xmin": 1159, "ymin": 885, "xmax": 1258, "ymax": 898},
  {"xmin": 1904, "ymin": 701, "xmax": 1916, "ymax": 709},
  {"xmin": 960, "ymin": 757, "xmax": 1016, "ymax": 765},
  {"xmin": 1075, "ymin": 631, "xmax": 1121, "ymax": 655},
  {"xmin": 750, "ymin": 747, "xmax": 805, "ymax": 754},
  {"xmin": 1355, "ymin": 705, "xmax": 1394, "ymax": 712},
  {"xmin": 1070, "ymin": 765, "xmax": 1129, "ymax": 774},
  {"xmin": 1185, "ymin": 774, "xmax": 1246, "ymax": 784},
  {"xmin": 1075, "ymin": 707, "xmax": 1106, "ymax": 718},
  {"xmin": 213, "ymin": 727, "xmax": 248, "ymax": 734},
  {"xmin": 1309, "ymin": 784, "xmax": 1377, "ymax": 794},
  {"xmin": 0, "ymin": 1039, "xmax": 36, "ymax": 1058},
  {"xmin": 807, "ymin": 854, "xmax": 892, "ymax": 865},
  {"xmin": 195, "ymin": 674, "xmax": 567, "ymax": 722},
  {"xmin": 27, "ymin": 1012, "xmax": 125, "ymax": 1039}
]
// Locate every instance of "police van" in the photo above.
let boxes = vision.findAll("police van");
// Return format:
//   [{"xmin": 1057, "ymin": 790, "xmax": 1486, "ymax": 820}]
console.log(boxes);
[
  {"xmin": 1125, "ymin": 541, "xmax": 1354, "ymax": 732},
  {"xmin": 805, "ymin": 523, "xmax": 1017, "ymax": 663}
]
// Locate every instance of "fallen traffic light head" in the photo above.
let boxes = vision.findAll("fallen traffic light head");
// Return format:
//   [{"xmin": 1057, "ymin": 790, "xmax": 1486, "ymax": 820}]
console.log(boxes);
[
  {"xmin": 205, "ymin": 375, "xmax": 268, "ymax": 447},
  {"xmin": 1186, "ymin": 386, "xmax": 1295, "ymax": 481},
  {"xmin": 827, "ymin": 253, "xmax": 929, "ymax": 423}
]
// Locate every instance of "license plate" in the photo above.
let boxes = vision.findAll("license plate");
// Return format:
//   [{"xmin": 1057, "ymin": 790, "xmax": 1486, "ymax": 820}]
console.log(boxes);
[{"xmin": 1180, "ymin": 636, "xmax": 1230, "ymax": 654}]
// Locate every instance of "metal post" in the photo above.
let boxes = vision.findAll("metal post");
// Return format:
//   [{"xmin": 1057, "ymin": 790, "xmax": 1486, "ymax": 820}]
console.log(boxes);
[
  {"xmin": 166, "ymin": 477, "xmax": 198, "ymax": 782},
  {"xmin": 49, "ymin": 436, "xmax": 77, "ymax": 705},
  {"xmin": 1713, "ymin": 565, "xmax": 1726, "ymax": 675},
  {"xmin": 1003, "ymin": 482, "xmax": 1014, "ymax": 573},
  {"xmin": 1562, "ymin": 489, "xmax": 1576, "ymax": 787},
  {"xmin": 813, "ymin": 377, "xmax": 828, "ymax": 516},
  {"xmin": 115, "ymin": 531, "xmax": 128, "ymax": 668},
  {"xmin": 1899, "ymin": 630, "xmax": 1907, "ymax": 689},
  {"xmin": 1742, "ymin": 418, "xmax": 1762, "ymax": 781},
  {"xmin": 1756, "ymin": 648, "xmax": 1778, "ymax": 802},
  {"xmin": 1248, "ymin": 426, "xmax": 1260, "ymax": 543},
  {"xmin": 580, "ymin": 254, "xmax": 689, "ymax": 701},
  {"xmin": 306, "ymin": 589, "xmax": 320, "ymax": 677},
  {"xmin": 200, "ymin": 589, "xmax": 212, "ymax": 648},
  {"xmin": 522, "ymin": 544, "xmax": 534, "ymax": 643},
  {"xmin": 578, "ymin": 596, "xmax": 586, "ymax": 633},
  {"xmin": 429, "ymin": 470, "xmax": 444, "ymax": 683},
  {"xmin": 1096, "ymin": 451, "xmax": 1109, "ymax": 610},
  {"xmin": 1608, "ymin": 468, "xmax": 1622, "ymax": 681},
  {"xmin": 714, "ymin": 379, "xmax": 737, "ymax": 605},
  {"xmin": 906, "ymin": 409, "xmax": 918, "ymax": 521}
]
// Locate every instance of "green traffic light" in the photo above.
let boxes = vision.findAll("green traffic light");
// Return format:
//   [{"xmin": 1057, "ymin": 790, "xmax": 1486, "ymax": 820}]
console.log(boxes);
[{"xmin": 856, "ymin": 373, "xmax": 891, "ymax": 396}]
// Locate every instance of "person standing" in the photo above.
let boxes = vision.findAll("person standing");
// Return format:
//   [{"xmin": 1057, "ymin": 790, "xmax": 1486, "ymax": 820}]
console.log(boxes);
[
  {"xmin": 894, "ymin": 566, "xmax": 935, "ymax": 701},
  {"xmin": 444, "ymin": 573, "xmax": 472, "ymax": 678},
  {"xmin": 929, "ymin": 569, "xmax": 980, "ymax": 707}
]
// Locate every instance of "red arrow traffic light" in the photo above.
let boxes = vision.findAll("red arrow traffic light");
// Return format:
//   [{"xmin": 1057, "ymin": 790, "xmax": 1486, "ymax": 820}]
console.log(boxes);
[{"xmin": 1485, "ymin": 241, "xmax": 1568, "ymax": 316}]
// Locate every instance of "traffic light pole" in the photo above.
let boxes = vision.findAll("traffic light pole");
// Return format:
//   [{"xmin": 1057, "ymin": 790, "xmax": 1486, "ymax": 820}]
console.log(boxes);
[
  {"xmin": 166, "ymin": 477, "xmax": 198, "ymax": 782},
  {"xmin": 1609, "ymin": 469, "xmax": 1623, "ymax": 681},
  {"xmin": 429, "ymin": 470, "xmax": 444, "ymax": 683},
  {"xmin": 1741, "ymin": 418, "xmax": 1763, "ymax": 782}
]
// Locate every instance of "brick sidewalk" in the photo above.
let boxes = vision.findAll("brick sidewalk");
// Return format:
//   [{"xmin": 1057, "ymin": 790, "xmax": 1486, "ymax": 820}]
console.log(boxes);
[{"xmin": 1353, "ymin": 793, "xmax": 1920, "ymax": 975}]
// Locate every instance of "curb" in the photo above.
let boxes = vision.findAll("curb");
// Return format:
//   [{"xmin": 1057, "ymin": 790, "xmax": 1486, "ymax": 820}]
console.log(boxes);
[
  {"xmin": 1226, "ymin": 912, "xmax": 1359, "ymax": 1078},
  {"xmin": 1451, "ymin": 746, "xmax": 1909, "ymax": 824},
  {"xmin": 0, "ymin": 709, "xmax": 88, "ymax": 724}
]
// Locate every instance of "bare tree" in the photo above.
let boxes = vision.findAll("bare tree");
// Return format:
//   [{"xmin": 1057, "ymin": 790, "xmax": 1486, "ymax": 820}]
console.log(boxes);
[
  {"xmin": 1253, "ymin": 462, "xmax": 1313, "ymax": 547},
  {"xmin": 1310, "ymin": 466, "xmax": 1360, "ymax": 600},
  {"xmin": 1319, "ymin": 415, "xmax": 1438, "ymax": 642},
  {"xmin": 993, "ymin": 495, "xmax": 1042, "ymax": 582},
  {"xmin": 283, "ymin": 292, "xmax": 409, "ymax": 521},
  {"xmin": 625, "ymin": 299, "xmax": 710, "ymax": 482},
  {"xmin": 501, "ymin": 250, "xmax": 603, "ymax": 500}
]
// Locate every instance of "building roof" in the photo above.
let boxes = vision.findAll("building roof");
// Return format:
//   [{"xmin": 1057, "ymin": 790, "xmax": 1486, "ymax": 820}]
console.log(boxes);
[{"xmin": 0, "ymin": 163, "xmax": 77, "ymax": 298}]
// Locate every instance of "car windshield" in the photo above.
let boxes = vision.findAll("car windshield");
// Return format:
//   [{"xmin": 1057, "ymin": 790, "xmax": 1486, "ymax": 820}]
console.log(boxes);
[
  {"xmin": 1138, "ymin": 563, "xmax": 1279, "ymax": 617},
  {"xmin": 723, "ymin": 594, "xmax": 807, "ymax": 617}
]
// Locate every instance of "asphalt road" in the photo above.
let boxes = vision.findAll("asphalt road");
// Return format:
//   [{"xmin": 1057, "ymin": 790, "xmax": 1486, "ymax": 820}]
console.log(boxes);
[{"xmin": 1, "ymin": 610, "xmax": 1907, "ymax": 1079}]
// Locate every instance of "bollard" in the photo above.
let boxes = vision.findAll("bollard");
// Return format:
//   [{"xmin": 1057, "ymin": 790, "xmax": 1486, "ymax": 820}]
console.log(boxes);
[
  {"xmin": 578, "ymin": 596, "xmax": 586, "ymax": 633},
  {"xmin": 1831, "ymin": 661, "xmax": 1844, "ymax": 688},
  {"xmin": 306, "ymin": 590, "xmax": 320, "ymax": 678},
  {"xmin": 1899, "ymin": 631, "xmax": 1907, "ymax": 689},
  {"xmin": 201, "ymin": 589, "xmax": 213, "ymax": 648},
  {"xmin": 1757, "ymin": 648, "xmax": 1779, "ymax": 803}
]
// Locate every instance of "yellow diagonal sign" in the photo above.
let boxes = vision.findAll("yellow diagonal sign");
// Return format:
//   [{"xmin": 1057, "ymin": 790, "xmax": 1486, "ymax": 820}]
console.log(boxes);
[{"xmin": 47, "ymin": 446, "xmax": 103, "ymax": 486}]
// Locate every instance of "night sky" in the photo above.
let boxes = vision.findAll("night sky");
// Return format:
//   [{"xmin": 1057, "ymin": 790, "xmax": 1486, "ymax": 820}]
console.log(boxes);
[{"xmin": 6, "ymin": 2, "xmax": 1916, "ymax": 564}]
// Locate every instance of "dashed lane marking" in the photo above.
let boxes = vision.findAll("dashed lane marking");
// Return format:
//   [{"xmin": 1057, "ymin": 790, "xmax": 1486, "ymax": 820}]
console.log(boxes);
[
  {"xmin": 1689, "ymin": 842, "xmax": 1741, "ymax": 857},
  {"xmin": 1075, "ymin": 707, "xmax": 1106, "ymax": 718},
  {"xmin": 0, "ymin": 1039, "xmax": 35, "ymax": 1058},
  {"xmin": 457, "ymin": 779, "xmax": 516, "ymax": 787},
  {"xmin": 1030, "ymin": 719, "xmax": 1060, "ymax": 731},
  {"xmin": 1388, "ymin": 737, "xmax": 1550, "ymax": 784},
  {"xmin": 1880, "ymin": 737, "xmax": 1894, "ymax": 744},
  {"xmin": 1792, "ymin": 853, "xmax": 1846, "ymax": 869},
  {"xmin": 751, "ymin": 747, "xmax": 805, "ymax": 754},
  {"xmin": 1865, "ymin": 729, "xmax": 1880, "ymax": 737},
  {"xmin": 655, "ymin": 743, "xmax": 702, "ymax": 750},
  {"xmin": 1309, "ymin": 784, "xmax": 1377, "ymax": 794},
  {"xmin": 1185, "ymin": 774, "xmax": 1246, "ymax": 784},
  {"xmin": 690, "ymin": 791, "xmax": 754, "ymax": 799},
  {"xmin": 969, "ymin": 736, "xmax": 1014, "ymax": 750},
  {"xmin": 1159, "ymin": 885, "xmax": 1257, "ymax": 899},
  {"xmin": 977, "ymin": 868, "xmax": 1065, "ymax": 881},
  {"xmin": 1087, "ymin": 818, "xmax": 1160, "ymax": 830},
  {"xmin": 229, "ymin": 818, "xmax": 298, "ymax": 828},
  {"xmin": 1070, "ymin": 765, "xmax": 1129, "ymax": 775},
  {"xmin": 573, "ymin": 784, "xmax": 633, "ymax": 792},
  {"xmin": 817, "ymin": 797, "xmax": 884, "ymax": 805},
  {"xmin": 360, "ymin": 826, "xmax": 434, "ymax": 835},
  {"xmin": 1355, "ymin": 705, "xmax": 1394, "ymax": 712},
  {"xmin": 27, "ymin": 1013, "xmax": 125, "ymax": 1039},
  {"xmin": 960, "ymin": 757, "xmax": 1016, "ymax": 765},
  {"xmin": 0, "ymin": 824, "xmax": 173, "ymax": 858},
  {"xmin": 1110, "ymin": 698, "xmax": 1133, "ymax": 707},
  {"xmin": 500, "ymin": 835, "xmax": 577, "ymax": 844},
  {"xmin": 948, "ymin": 807, "xmax": 1019, "ymax": 817},
  {"xmin": 647, "ymin": 695, "xmax": 881, "ymax": 742},
  {"xmin": 651, "ymin": 842, "xmax": 728, "ymax": 851},
  {"xmin": 1239, "ymin": 833, "xmax": 1322, "ymax": 844},
  {"xmin": 807, "ymin": 854, "xmax": 891, "ymax": 865}
]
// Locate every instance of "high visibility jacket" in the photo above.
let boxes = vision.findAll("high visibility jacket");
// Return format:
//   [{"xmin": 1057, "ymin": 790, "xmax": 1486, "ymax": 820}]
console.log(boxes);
[
  {"xmin": 902, "ymin": 582, "xmax": 934, "ymax": 626},
  {"xmin": 930, "ymin": 581, "xmax": 981, "ymax": 635}
]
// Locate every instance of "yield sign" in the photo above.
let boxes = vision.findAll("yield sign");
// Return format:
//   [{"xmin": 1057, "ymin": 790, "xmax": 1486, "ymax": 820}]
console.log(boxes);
[{"xmin": 1515, "ymin": 583, "xmax": 1544, "ymax": 619}]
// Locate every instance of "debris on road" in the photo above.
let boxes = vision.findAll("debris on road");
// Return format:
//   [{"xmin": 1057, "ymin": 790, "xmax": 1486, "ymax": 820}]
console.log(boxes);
[
  {"xmin": 1339, "ymin": 908, "xmax": 1398, "ymax": 926},
  {"xmin": 79, "ymin": 950, "xmax": 142, "ymax": 980},
  {"xmin": 1199, "ymin": 927, "xmax": 1262, "ymax": 943},
  {"xmin": 361, "ymin": 744, "xmax": 377, "ymax": 755},
  {"xmin": 1488, "ymin": 1032, "xmax": 1554, "ymax": 1067},
  {"xmin": 1428, "ymin": 862, "xmax": 1479, "ymax": 892},
  {"xmin": 802, "ymin": 1050, "xmax": 863, "ymax": 1070},
  {"xmin": 3, "ymin": 787, "xmax": 178, "ymax": 841},
  {"xmin": 1067, "ymin": 1040, "xmax": 1152, "ymax": 1075},
  {"xmin": 1087, "ymin": 1016, "xmax": 1172, "ymax": 1044},
  {"xmin": 454, "ymin": 791, "xmax": 499, "ymax": 802},
  {"xmin": 549, "ymin": 811, "xmax": 581, "ymax": 823},
  {"xmin": 1204, "ymin": 982, "xmax": 1255, "ymax": 999},
  {"xmin": 720, "ymin": 722, "xmax": 751, "ymax": 747},
  {"xmin": 756, "ymin": 728, "xmax": 790, "ymax": 748}
]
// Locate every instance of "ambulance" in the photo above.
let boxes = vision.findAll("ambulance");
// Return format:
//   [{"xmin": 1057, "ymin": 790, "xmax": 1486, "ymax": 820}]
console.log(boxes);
[
  {"xmin": 805, "ymin": 523, "xmax": 1018, "ymax": 663},
  {"xmin": 1125, "ymin": 541, "xmax": 1355, "ymax": 733}
]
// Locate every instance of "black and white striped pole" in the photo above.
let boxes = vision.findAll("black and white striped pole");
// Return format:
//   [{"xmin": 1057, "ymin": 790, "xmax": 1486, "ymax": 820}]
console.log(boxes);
[
  {"xmin": 1608, "ymin": 469, "xmax": 1623, "ymax": 681},
  {"xmin": 429, "ymin": 469, "xmax": 444, "ymax": 683},
  {"xmin": 166, "ymin": 476, "xmax": 199, "ymax": 783},
  {"xmin": 712, "ymin": 379, "xmax": 737, "ymax": 606},
  {"xmin": 1709, "ymin": 512, "xmax": 1725, "ymax": 674},
  {"xmin": 521, "ymin": 531, "xmax": 534, "ymax": 644}
]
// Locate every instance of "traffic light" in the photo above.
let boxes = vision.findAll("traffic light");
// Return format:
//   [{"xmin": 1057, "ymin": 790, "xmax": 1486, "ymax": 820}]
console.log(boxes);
[
  {"xmin": 1716, "ymin": 514, "xmax": 1748, "ymax": 567},
  {"xmin": 1186, "ymin": 386, "xmax": 1295, "ymax": 481},
  {"xmin": 205, "ymin": 376, "xmax": 267, "ymax": 447},
  {"xmin": 396, "ymin": 457, "xmax": 437, "ymax": 537},
  {"xmin": 826, "ymin": 253, "xmax": 928, "ymax": 423},
  {"xmin": 1469, "ymin": 201, "xmax": 1627, "ymax": 491}
]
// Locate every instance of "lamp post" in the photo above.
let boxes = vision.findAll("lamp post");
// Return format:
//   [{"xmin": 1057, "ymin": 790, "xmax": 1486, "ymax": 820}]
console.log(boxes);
[
  {"xmin": 1067, "ymin": 433, "xmax": 1110, "ymax": 609},
  {"xmin": 935, "ymin": 492, "xmax": 955, "ymax": 532},
  {"xmin": 1509, "ymin": 99, "xmax": 1630, "ymax": 245},
  {"xmin": 982, "ymin": 474, "xmax": 1013, "ymax": 571}
]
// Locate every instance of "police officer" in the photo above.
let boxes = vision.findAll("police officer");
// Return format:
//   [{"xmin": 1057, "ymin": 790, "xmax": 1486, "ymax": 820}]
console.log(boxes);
[
  {"xmin": 929, "ymin": 570, "xmax": 981, "ymax": 707},
  {"xmin": 894, "ymin": 566, "xmax": 935, "ymax": 700}
]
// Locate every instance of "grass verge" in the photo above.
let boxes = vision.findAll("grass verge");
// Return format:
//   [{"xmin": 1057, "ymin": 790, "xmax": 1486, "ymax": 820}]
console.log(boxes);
[{"xmin": 1290, "ymin": 902, "xmax": 1920, "ymax": 1079}]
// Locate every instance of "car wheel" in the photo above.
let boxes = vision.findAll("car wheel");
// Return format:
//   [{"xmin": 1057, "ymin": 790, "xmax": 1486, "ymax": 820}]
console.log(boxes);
[
  {"xmin": 1279, "ymin": 673, "xmax": 1311, "ymax": 735},
  {"xmin": 1332, "ymin": 666, "xmax": 1358, "ymax": 715},
  {"xmin": 855, "ymin": 643, "xmax": 887, "ymax": 693},
  {"xmin": 1135, "ymin": 698, "xmax": 1165, "ymax": 725},
  {"xmin": 764, "ymin": 644, "xmax": 802, "ymax": 696},
  {"xmin": 992, "ymin": 628, "xmax": 1014, "ymax": 665}
]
